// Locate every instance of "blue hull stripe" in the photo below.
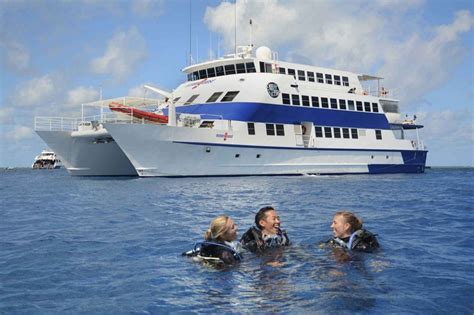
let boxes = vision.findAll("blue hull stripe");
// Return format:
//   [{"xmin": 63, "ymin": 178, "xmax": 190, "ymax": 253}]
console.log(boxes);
[{"xmin": 170, "ymin": 102, "xmax": 391, "ymax": 129}]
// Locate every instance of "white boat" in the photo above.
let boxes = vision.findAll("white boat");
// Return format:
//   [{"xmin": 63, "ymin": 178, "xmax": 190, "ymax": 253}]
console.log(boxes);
[
  {"xmin": 32, "ymin": 150, "xmax": 61, "ymax": 169},
  {"xmin": 34, "ymin": 97, "xmax": 165, "ymax": 176},
  {"xmin": 102, "ymin": 46, "xmax": 428, "ymax": 177}
]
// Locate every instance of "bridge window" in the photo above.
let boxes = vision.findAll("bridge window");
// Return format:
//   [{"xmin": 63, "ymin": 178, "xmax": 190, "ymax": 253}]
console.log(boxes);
[
  {"xmin": 247, "ymin": 123, "xmax": 255, "ymax": 135},
  {"xmin": 236, "ymin": 63, "xmax": 246, "ymax": 73},
  {"xmin": 206, "ymin": 92, "xmax": 223, "ymax": 103},
  {"xmin": 307, "ymin": 71, "xmax": 315, "ymax": 82},
  {"xmin": 184, "ymin": 94, "xmax": 199, "ymax": 105},
  {"xmin": 356, "ymin": 101, "xmax": 363, "ymax": 111},
  {"xmin": 221, "ymin": 91, "xmax": 239, "ymax": 102},
  {"xmin": 372, "ymin": 103, "xmax": 379, "ymax": 112},
  {"xmin": 302, "ymin": 95, "xmax": 310, "ymax": 107},
  {"xmin": 246, "ymin": 62, "xmax": 256, "ymax": 73},
  {"xmin": 207, "ymin": 67, "xmax": 216, "ymax": 77},
  {"xmin": 279, "ymin": 67, "xmax": 286, "ymax": 74},
  {"xmin": 311, "ymin": 96, "xmax": 319, "ymax": 107},
  {"xmin": 216, "ymin": 66, "xmax": 224, "ymax": 76},
  {"xmin": 224, "ymin": 64, "xmax": 236, "ymax": 75},
  {"xmin": 315, "ymin": 126, "xmax": 323, "ymax": 137},
  {"xmin": 199, "ymin": 69, "xmax": 207, "ymax": 79},
  {"xmin": 282, "ymin": 93, "xmax": 291, "ymax": 105},
  {"xmin": 364, "ymin": 102, "xmax": 371, "ymax": 112},
  {"xmin": 292, "ymin": 94, "xmax": 300, "ymax": 106}
]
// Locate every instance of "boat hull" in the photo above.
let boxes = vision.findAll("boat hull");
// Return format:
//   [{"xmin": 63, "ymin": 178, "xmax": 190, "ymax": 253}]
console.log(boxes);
[
  {"xmin": 36, "ymin": 130, "xmax": 137, "ymax": 176},
  {"xmin": 104, "ymin": 123, "xmax": 427, "ymax": 177}
]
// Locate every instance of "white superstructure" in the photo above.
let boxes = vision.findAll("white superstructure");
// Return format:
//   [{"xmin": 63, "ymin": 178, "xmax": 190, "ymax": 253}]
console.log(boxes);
[{"xmin": 32, "ymin": 150, "xmax": 61, "ymax": 169}]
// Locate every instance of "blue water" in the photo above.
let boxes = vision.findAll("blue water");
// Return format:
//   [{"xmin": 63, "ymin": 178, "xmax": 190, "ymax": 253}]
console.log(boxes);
[{"xmin": 1, "ymin": 168, "xmax": 473, "ymax": 314}]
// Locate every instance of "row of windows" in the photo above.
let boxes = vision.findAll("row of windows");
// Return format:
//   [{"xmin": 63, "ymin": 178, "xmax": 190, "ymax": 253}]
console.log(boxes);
[
  {"xmin": 282, "ymin": 93, "xmax": 379, "ymax": 113},
  {"xmin": 187, "ymin": 62, "xmax": 256, "ymax": 81},
  {"xmin": 180, "ymin": 91, "xmax": 240, "ymax": 105},
  {"xmin": 247, "ymin": 123, "xmax": 285, "ymax": 136},
  {"xmin": 315, "ymin": 126, "xmax": 383, "ymax": 140}
]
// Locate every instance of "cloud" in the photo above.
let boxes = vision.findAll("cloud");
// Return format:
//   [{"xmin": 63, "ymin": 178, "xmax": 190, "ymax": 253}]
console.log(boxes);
[
  {"xmin": 10, "ymin": 74, "xmax": 57, "ymax": 107},
  {"xmin": 204, "ymin": 1, "xmax": 473, "ymax": 104},
  {"xmin": 66, "ymin": 86, "xmax": 99, "ymax": 106},
  {"xmin": 0, "ymin": 107, "xmax": 14, "ymax": 124},
  {"xmin": 90, "ymin": 27, "xmax": 147, "ymax": 82},
  {"xmin": 0, "ymin": 39, "xmax": 31, "ymax": 73},
  {"xmin": 131, "ymin": 0, "xmax": 164, "ymax": 17},
  {"xmin": 5, "ymin": 125, "xmax": 34, "ymax": 141}
]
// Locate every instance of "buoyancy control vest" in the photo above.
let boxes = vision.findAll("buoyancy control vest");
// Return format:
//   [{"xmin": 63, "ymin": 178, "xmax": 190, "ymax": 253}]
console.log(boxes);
[
  {"xmin": 328, "ymin": 229, "xmax": 379, "ymax": 251},
  {"xmin": 182, "ymin": 241, "xmax": 243, "ymax": 264}
]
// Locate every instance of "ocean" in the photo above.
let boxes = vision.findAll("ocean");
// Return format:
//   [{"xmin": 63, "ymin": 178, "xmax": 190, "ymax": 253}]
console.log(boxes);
[{"xmin": 1, "ymin": 168, "xmax": 473, "ymax": 314}]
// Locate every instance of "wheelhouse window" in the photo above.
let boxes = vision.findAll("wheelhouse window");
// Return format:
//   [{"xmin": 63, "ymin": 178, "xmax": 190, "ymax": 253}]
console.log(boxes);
[
  {"xmin": 224, "ymin": 64, "xmax": 236, "ymax": 75},
  {"xmin": 288, "ymin": 69, "xmax": 296, "ymax": 79},
  {"xmin": 246, "ymin": 62, "xmax": 256, "ymax": 73},
  {"xmin": 207, "ymin": 67, "xmax": 216, "ymax": 77},
  {"xmin": 334, "ymin": 127, "xmax": 341, "ymax": 138},
  {"xmin": 316, "ymin": 73, "xmax": 324, "ymax": 83},
  {"xmin": 324, "ymin": 127, "xmax": 332, "ymax": 138},
  {"xmin": 184, "ymin": 94, "xmax": 199, "ymax": 105},
  {"xmin": 279, "ymin": 67, "xmax": 286, "ymax": 74},
  {"xmin": 372, "ymin": 103, "xmax": 379, "ymax": 112},
  {"xmin": 348, "ymin": 100, "xmax": 355, "ymax": 110},
  {"xmin": 351, "ymin": 128, "xmax": 359, "ymax": 139},
  {"xmin": 315, "ymin": 126, "xmax": 323, "ymax": 137},
  {"xmin": 375, "ymin": 130, "xmax": 382, "ymax": 140},
  {"xmin": 298, "ymin": 70, "xmax": 306, "ymax": 81},
  {"xmin": 342, "ymin": 128, "xmax": 350, "ymax": 138},
  {"xmin": 206, "ymin": 92, "xmax": 223, "ymax": 103},
  {"xmin": 199, "ymin": 69, "xmax": 207, "ymax": 79},
  {"xmin": 302, "ymin": 95, "xmax": 310, "ymax": 107},
  {"xmin": 342, "ymin": 76, "xmax": 349, "ymax": 86},
  {"xmin": 321, "ymin": 97, "xmax": 329, "ymax": 108},
  {"xmin": 339, "ymin": 99, "xmax": 347, "ymax": 110},
  {"xmin": 276, "ymin": 124, "xmax": 285, "ymax": 136},
  {"xmin": 215, "ymin": 66, "xmax": 224, "ymax": 76},
  {"xmin": 247, "ymin": 123, "xmax": 256, "ymax": 135},
  {"xmin": 221, "ymin": 91, "xmax": 239, "ymax": 102},
  {"xmin": 292, "ymin": 94, "xmax": 300, "ymax": 106},
  {"xmin": 330, "ymin": 98, "xmax": 338, "ymax": 109},
  {"xmin": 364, "ymin": 102, "xmax": 371, "ymax": 112},
  {"xmin": 236, "ymin": 63, "xmax": 246, "ymax": 74},
  {"xmin": 311, "ymin": 96, "xmax": 319, "ymax": 107},
  {"xmin": 192, "ymin": 71, "xmax": 199, "ymax": 80},
  {"xmin": 282, "ymin": 93, "xmax": 291, "ymax": 105},
  {"xmin": 307, "ymin": 71, "xmax": 315, "ymax": 82},
  {"xmin": 266, "ymin": 124, "xmax": 275, "ymax": 136},
  {"xmin": 356, "ymin": 101, "xmax": 363, "ymax": 111},
  {"xmin": 334, "ymin": 75, "xmax": 341, "ymax": 85},
  {"xmin": 325, "ymin": 74, "xmax": 333, "ymax": 84}
]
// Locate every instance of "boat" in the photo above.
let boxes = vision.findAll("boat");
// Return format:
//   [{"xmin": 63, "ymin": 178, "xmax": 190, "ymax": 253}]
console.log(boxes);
[
  {"xmin": 34, "ymin": 97, "xmax": 165, "ymax": 176},
  {"xmin": 32, "ymin": 150, "xmax": 62, "ymax": 169},
  {"xmin": 101, "ymin": 45, "xmax": 428, "ymax": 177}
]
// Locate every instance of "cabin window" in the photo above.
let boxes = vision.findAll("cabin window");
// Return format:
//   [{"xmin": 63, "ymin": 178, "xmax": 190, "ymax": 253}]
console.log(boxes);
[
  {"xmin": 330, "ymin": 98, "xmax": 338, "ymax": 109},
  {"xmin": 342, "ymin": 76, "xmax": 349, "ymax": 86},
  {"xmin": 334, "ymin": 75, "xmax": 341, "ymax": 86},
  {"xmin": 246, "ymin": 62, "xmax": 256, "ymax": 73},
  {"xmin": 265, "ymin": 63, "xmax": 273, "ymax": 73},
  {"xmin": 187, "ymin": 73, "xmax": 192, "ymax": 81},
  {"xmin": 372, "ymin": 103, "xmax": 379, "ymax": 112},
  {"xmin": 325, "ymin": 74, "xmax": 333, "ymax": 84},
  {"xmin": 276, "ymin": 124, "xmax": 285, "ymax": 136},
  {"xmin": 215, "ymin": 66, "xmax": 224, "ymax": 76},
  {"xmin": 279, "ymin": 67, "xmax": 286, "ymax": 74},
  {"xmin": 342, "ymin": 128, "xmax": 350, "ymax": 138},
  {"xmin": 348, "ymin": 100, "xmax": 355, "ymax": 110},
  {"xmin": 321, "ymin": 97, "xmax": 329, "ymax": 108},
  {"xmin": 356, "ymin": 101, "xmax": 363, "ymax": 111},
  {"xmin": 224, "ymin": 64, "xmax": 236, "ymax": 75},
  {"xmin": 292, "ymin": 94, "xmax": 300, "ymax": 106},
  {"xmin": 364, "ymin": 102, "xmax": 371, "ymax": 112},
  {"xmin": 282, "ymin": 93, "xmax": 291, "ymax": 105},
  {"xmin": 324, "ymin": 127, "xmax": 332, "ymax": 138},
  {"xmin": 288, "ymin": 68, "xmax": 296, "ymax": 79},
  {"xmin": 266, "ymin": 124, "xmax": 275, "ymax": 136},
  {"xmin": 221, "ymin": 91, "xmax": 239, "ymax": 102},
  {"xmin": 207, "ymin": 67, "xmax": 216, "ymax": 77},
  {"xmin": 351, "ymin": 128, "xmax": 359, "ymax": 139},
  {"xmin": 236, "ymin": 63, "xmax": 246, "ymax": 74},
  {"xmin": 334, "ymin": 127, "xmax": 341, "ymax": 138},
  {"xmin": 381, "ymin": 103, "xmax": 399, "ymax": 113},
  {"xmin": 302, "ymin": 95, "xmax": 310, "ymax": 107},
  {"xmin": 206, "ymin": 92, "xmax": 223, "ymax": 103},
  {"xmin": 247, "ymin": 123, "xmax": 256, "ymax": 135},
  {"xmin": 316, "ymin": 72, "xmax": 324, "ymax": 83},
  {"xmin": 298, "ymin": 70, "xmax": 306, "ymax": 81},
  {"xmin": 311, "ymin": 96, "xmax": 319, "ymax": 107},
  {"xmin": 192, "ymin": 71, "xmax": 199, "ymax": 80},
  {"xmin": 199, "ymin": 121, "xmax": 214, "ymax": 128},
  {"xmin": 172, "ymin": 97, "xmax": 181, "ymax": 104},
  {"xmin": 315, "ymin": 126, "xmax": 323, "ymax": 137},
  {"xmin": 184, "ymin": 94, "xmax": 199, "ymax": 105},
  {"xmin": 259, "ymin": 62, "xmax": 265, "ymax": 73},
  {"xmin": 199, "ymin": 69, "xmax": 207, "ymax": 79},
  {"xmin": 339, "ymin": 99, "xmax": 347, "ymax": 110},
  {"xmin": 307, "ymin": 71, "xmax": 315, "ymax": 82},
  {"xmin": 375, "ymin": 130, "xmax": 382, "ymax": 140}
]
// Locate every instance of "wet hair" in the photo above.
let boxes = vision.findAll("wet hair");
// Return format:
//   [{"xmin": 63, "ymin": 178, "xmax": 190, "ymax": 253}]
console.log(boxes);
[
  {"xmin": 204, "ymin": 216, "xmax": 230, "ymax": 241},
  {"xmin": 255, "ymin": 206, "xmax": 275, "ymax": 229},
  {"xmin": 335, "ymin": 211, "xmax": 363, "ymax": 233}
]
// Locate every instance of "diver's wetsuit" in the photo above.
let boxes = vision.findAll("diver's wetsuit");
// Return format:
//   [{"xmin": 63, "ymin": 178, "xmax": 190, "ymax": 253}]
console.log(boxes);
[
  {"xmin": 183, "ymin": 241, "xmax": 242, "ymax": 264},
  {"xmin": 327, "ymin": 229, "xmax": 379, "ymax": 251},
  {"xmin": 240, "ymin": 226, "xmax": 290, "ymax": 253}
]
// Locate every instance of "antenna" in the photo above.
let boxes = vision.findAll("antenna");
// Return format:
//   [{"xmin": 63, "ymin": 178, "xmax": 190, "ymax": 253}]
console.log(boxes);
[
  {"xmin": 249, "ymin": 19, "xmax": 253, "ymax": 47},
  {"xmin": 188, "ymin": 0, "xmax": 192, "ymax": 65},
  {"xmin": 234, "ymin": 0, "xmax": 237, "ymax": 55}
]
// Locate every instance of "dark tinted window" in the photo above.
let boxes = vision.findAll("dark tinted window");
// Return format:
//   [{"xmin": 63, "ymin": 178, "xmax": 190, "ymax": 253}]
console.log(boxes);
[
  {"xmin": 307, "ymin": 71, "xmax": 315, "ymax": 82},
  {"xmin": 224, "ymin": 64, "xmax": 236, "ymax": 75},
  {"xmin": 192, "ymin": 71, "xmax": 199, "ymax": 80},
  {"xmin": 324, "ymin": 127, "xmax": 332, "ymax": 138},
  {"xmin": 206, "ymin": 92, "xmax": 223, "ymax": 103},
  {"xmin": 339, "ymin": 99, "xmax": 347, "ymax": 110},
  {"xmin": 248, "ymin": 123, "xmax": 255, "ymax": 135},
  {"xmin": 311, "ymin": 96, "xmax": 319, "ymax": 107},
  {"xmin": 246, "ymin": 62, "xmax": 256, "ymax": 73},
  {"xmin": 288, "ymin": 69, "xmax": 296, "ymax": 78},
  {"xmin": 221, "ymin": 91, "xmax": 239, "ymax": 102},
  {"xmin": 215, "ymin": 66, "xmax": 224, "ymax": 76},
  {"xmin": 199, "ymin": 69, "xmax": 207, "ymax": 79},
  {"xmin": 172, "ymin": 97, "xmax": 181, "ymax": 104},
  {"xmin": 315, "ymin": 126, "xmax": 323, "ymax": 137},
  {"xmin": 321, "ymin": 97, "xmax": 329, "ymax": 108},
  {"xmin": 279, "ymin": 67, "xmax": 286, "ymax": 74},
  {"xmin": 302, "ymin": 95, "xmax": 310, "ymax": 107},
  {"xmin": 325, "ymin": 74, "xmax": 332, "ymax": 84},
  {"xmin": 207, "ymin": 67, "xmax": 216, "ymax": 77},
  {"xmin": 334, "ymin": 75, "xmax": 341, "ymax": 85},
  {"xmin": 282, "ymin": 93, "xmax": 291, "ymax": 105},
  {"xmin": 316, "ymin": 73, "xmax": 324, "ymax": 83},
  {"xmin": 276, "ymin": 124, "xmax": 285, "ymax": 136},
  {"xmin": 351, "ymin": 128, "xmax": 358, "ymax": 139},
  {"xmin": 375, "ymin": 130, "xmax": 382, "ymax": 140},
  {"xmin": 342, "ymin": 76, "xmax": 349, "ymax": 86},
  {"xmin": 292, "ymin": 94, "xmax": 300, "ymax": 106},
  {"xmin": 348, "ymin": 100, "xmax": 355, "ymax": 110},
  {"xmin": 184, "ymin": 94, "xmax": 199, "ymax": 105},
  {"xmin": 342, "ymin": 128, "xmax": 350, "ymax": 138},
  {"xmin": 364, "ymin": 102, "xmax": 371, "ymax": 112},
  {"xmin": 266, "ymin": 124, "xmax": 275, "ymax": 136},
  {"xmin": 330, "ymin": 98, "xmax": 338, "ymax": 109},
  {"xmin": 356, "ymin": 101, "xmax": 363, "ymax": 111},
  {"xmin": 334, "ymin": 127, "xmax": 341, "ymax": 138},
  {"xmin": 372, "ymin": 103, "xmax": 379, "ymax": 112},
  {"xmin": 298, "ymin": 70, "xmax": 306, "ymax": 81},
  {"xmin": 236, "ymin": 63, "xmax": 246, "ymax": 73}
]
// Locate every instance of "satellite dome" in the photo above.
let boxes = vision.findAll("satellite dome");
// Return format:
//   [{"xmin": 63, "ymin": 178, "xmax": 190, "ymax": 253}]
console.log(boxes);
[{"xmin": 256, "ymin": 46, "xmax": 272, "ymax": 60}]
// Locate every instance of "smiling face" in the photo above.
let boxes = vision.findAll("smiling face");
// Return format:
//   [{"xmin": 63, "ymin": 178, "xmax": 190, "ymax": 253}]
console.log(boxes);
[
  {"xmin": 221, "ymin": 218, "xmax": 238, "ymax": 242},
  {"xmin": 331, "ymin": 214, "xmax": 351, "ymax": 239},
  {"xmin": 259, "ymin": 210, "xmax": 281, "ymax": 235}
]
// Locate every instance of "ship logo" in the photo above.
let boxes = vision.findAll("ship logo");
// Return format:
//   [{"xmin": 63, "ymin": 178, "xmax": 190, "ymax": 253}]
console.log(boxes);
[{"xmin": 267, "ymin": 82, "xmax": 280, "ymax": 98}]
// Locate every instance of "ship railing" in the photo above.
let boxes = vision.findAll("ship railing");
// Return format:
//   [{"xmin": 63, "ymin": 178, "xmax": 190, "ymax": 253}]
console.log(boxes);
[
  {"xmin": 35, "ymin": 116, "xmax": 81, "ymax": 131},
  {"xmin": 411, "ymin": 139, "xmax": 426, "ymax": 151}
]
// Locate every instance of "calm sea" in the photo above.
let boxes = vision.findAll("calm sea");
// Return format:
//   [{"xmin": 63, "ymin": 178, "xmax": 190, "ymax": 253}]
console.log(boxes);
[{"xmin": 1, "ymin": 168, "xmax": 473, "ymax": 314}]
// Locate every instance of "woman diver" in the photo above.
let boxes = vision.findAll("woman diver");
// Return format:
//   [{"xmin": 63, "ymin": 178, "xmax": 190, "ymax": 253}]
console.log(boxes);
[
  {"xmin": 183, "ymin": 216, "xmax": 243, "ymax": 265},
  {"xmin": 325, "ymin": 211, "xmax": 379, "ymax": 251}
]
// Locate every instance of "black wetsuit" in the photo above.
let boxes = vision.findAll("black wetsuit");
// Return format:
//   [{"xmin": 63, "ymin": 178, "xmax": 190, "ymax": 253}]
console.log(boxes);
[
  {"xmin": 326, "ymin": 229, "xmax": 379, "ymax": 251},
  {"xmin": 183, "ymin": 241, "xmax": 242, "ymax": 264},
  {"xmin": 240, "ymin": 226, "xmax": 290, "ymax": 253}
]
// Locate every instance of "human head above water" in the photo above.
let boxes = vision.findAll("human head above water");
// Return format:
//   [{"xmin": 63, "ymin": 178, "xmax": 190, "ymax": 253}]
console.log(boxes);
[
  {"xmin": 255, "ymin": 206, "xmax": 281, "ymax": 235},
  {"xmin": 204, "ymin": 215, "xmax": 238, "ymax": 242},
  {"xmin": 331, "ymin": 211, "xmax": 363, "ymax": 238}
]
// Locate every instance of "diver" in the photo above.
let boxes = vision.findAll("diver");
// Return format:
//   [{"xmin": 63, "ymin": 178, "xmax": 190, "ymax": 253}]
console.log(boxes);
[
  {"xmin": 240, "ymin": 206, "xmax": 290, "ymax": 253},
  {"xmin": 183, "ymin": 215, "xmax": 243, "ymax": 265},
  {"xmin": 324, "ymin": 211, "xmax": 379, "ymax": 251}
]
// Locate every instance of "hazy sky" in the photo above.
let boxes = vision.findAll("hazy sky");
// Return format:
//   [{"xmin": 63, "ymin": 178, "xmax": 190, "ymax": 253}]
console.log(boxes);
[{"xmin": 1, "ymin": 0, "xmax": 473, "ymax": 167}]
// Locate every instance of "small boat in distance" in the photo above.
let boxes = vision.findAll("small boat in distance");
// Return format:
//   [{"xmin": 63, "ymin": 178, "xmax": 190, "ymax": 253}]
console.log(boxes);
[{"xmin": 32, "ymin": 150, "xmax": 61, "ymax": 169}]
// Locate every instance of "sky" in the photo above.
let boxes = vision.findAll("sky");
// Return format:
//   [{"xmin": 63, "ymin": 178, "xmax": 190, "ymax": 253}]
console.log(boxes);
[{"xmin": 0, "ymin": 0, "xmax": 473, "ymax": 167}]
